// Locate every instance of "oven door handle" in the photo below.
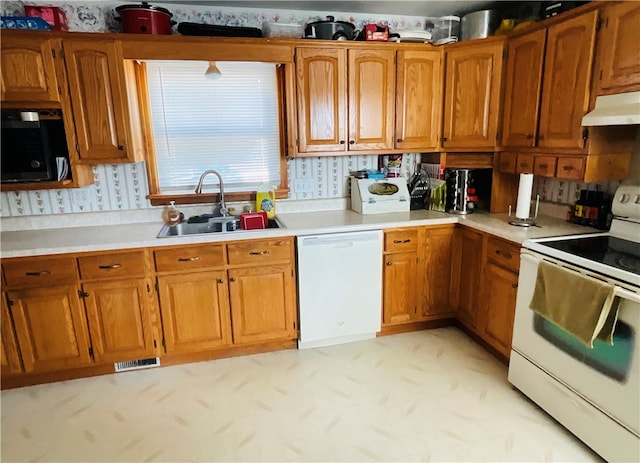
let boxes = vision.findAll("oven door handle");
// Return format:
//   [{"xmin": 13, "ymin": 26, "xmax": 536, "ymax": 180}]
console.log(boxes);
[{"xmin": 614, "ymin": 287, "xmax": 640, "ymax": 304}]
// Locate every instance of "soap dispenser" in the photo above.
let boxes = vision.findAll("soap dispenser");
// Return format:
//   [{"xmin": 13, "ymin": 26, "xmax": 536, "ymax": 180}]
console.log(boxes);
[{"xmin": 163, "ymin": 200, "xmax": 182, "ymax": 225}]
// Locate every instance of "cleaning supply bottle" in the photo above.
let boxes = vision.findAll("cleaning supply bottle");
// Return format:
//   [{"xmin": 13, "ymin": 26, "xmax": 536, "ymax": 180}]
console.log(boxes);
[{"xmin": 256, "ymin": 183, "xmax": 276, "ymax": 218}]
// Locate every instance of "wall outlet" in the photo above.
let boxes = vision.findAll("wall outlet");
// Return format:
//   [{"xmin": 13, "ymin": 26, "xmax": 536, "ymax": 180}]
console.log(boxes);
[{"xmin": 294, "ymin": 179, "xmax": 314, "ymax": 193}]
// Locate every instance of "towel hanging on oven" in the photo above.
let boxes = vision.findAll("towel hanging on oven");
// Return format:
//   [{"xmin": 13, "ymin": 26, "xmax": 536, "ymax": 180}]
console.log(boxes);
[{"xmin": 529, "ymin": 261, "xmax": 619, "ymax": 348}]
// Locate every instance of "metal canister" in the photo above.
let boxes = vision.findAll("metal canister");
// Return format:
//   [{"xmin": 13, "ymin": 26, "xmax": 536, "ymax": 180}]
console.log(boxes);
[{"xmin": 460, "ymin": 10, "xmax": 502, "ymax": 41}]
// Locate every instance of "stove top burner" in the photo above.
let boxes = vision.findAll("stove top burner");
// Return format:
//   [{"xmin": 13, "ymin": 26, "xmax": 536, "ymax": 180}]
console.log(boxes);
[{"xmin": 543, "ymin": 236, "xmax": 640, "ymax": 276}]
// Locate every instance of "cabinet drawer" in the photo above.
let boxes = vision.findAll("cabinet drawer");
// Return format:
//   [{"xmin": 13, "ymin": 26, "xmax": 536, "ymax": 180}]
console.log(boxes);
[
  {"xmin": 227, "ymin": 238, "xmax": 292, "ymax": 266},
  {"xmin": 534, "ymin": 156, "xmax": 557, "ymax": 177},
  {"xmin": 486, "ymin": 237, "xmax": 520, "ymax": 273},
  {"xmin": 78, "ymin": 251, "xmax": 146, "ymax": 280},
  {"xmin": 384, "ymin": 229, "xmax": 419, "ymax": 252},
  {"xmin": 154, "ymin": 245, "xmax": 226, "ymax": 272},
  {"xmin": 3, "ymin": 257, "xmax": 77, "ymax": 288},
  {"xmin": 497, "ymin": 152, "xmax": 516, "ymax": 173},
  {"xmin": 516, "ymin": 154, "xmax": 534, "ymax": 173},
  {"xmin": 556, "ymin": 156, "xmax": 586, "ymax": 180}
]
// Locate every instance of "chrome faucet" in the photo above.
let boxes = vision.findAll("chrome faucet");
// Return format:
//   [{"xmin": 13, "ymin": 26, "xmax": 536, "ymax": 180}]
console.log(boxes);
[{"xmin": 194, "ymin": 169, "xmax": 227, "ymax": 216}]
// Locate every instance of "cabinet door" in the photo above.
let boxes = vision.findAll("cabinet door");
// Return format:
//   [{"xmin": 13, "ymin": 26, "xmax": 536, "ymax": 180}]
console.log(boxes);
[
  {"xmin": 502, "ymin": 29, "xmax": 546, "ymax": 148},
  {"xmin": 82, "ymin": 279, "xmax": 155, "ymax": 363},
  {"xmin": 295, "ymin": 48, "xmax": 347, "ymax": 153},
  {"xmin": 422, "ymin": 227, "xmax": 454, "ymax": 319},
  {"xmin": 64, "ymin": 40, "xmax": 131, "ymax": 162},
  {"xmin": 1, "ymin": 295, "xmax": 23, "ymax": 376},
  {"xmin": 538, "ymin": 11, "xmax": 598, "ymax": 150},
  {"xmin": 348, "ymin": 48, "xmax": 395, "ymax": 150},
  {"xmin": 382, "ymin": 251, "xmax": 417, "ymax": 325},
  {"xmin": 443, "ymin": 42, "xmax": 504, "ymax": 150},
  {"xmin": 395, "ymin": 50, "xmax": 442, "ymax": 150},
  {"xmin": 479, "ymin": 262, "xmax": 518, "ymax": 358},
  {"xmin": 228, "ymin": 264, "xmax": 296, "ymax": 344},
  {"xmin": 1, "ymin": 36, "xmax": 60, "ymax": 102},
  {"xmin": 7, "ymin": 285, "xmax": 92, "ymax": 373},
  {"xmin": 157, "ymin": 271, "xmax": 231, "ymax": 354},
  {"xmin": 596, "ymin": 2, "xmax": 640, "ymax": 93},
  {"xmin": 450, "ymin": 228, "xmax": 483, "ymax": 329}
]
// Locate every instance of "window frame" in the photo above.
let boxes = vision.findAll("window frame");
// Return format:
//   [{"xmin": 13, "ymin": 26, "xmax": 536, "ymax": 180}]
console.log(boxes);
[{"xmin": 135, "ymin": 60, "xmax": 291, "ymax": 206}]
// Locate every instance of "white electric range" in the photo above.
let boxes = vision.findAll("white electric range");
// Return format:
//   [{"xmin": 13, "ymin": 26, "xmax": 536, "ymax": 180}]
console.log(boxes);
[{"xmin": 509, "ymin": 184, "xmax": 640, "ymax": 462}]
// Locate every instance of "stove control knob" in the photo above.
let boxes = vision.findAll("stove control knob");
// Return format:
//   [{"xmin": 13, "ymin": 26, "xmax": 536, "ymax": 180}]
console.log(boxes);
[{"xmin": 619, "ymin": 193, "xmax": 630, "ymax": 203}]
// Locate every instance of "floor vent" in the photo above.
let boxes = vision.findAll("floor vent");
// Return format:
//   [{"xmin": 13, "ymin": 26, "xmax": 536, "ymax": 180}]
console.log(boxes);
[{"xmin": 114, "ymin": 357, "xmax": 161, "ymax": 372}]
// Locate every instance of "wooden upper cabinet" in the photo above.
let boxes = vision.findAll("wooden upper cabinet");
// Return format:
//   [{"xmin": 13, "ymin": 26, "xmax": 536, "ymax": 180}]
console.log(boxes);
[
  {"xmin": 442, "ymin": 40, "xmax": 505, "ymax": 150},
  {"xmin": 295, "ymin": 47, "xmax": 347, "ymax": 153},
  {"xmin": 63, "ymin": 39, "xmax": 137, "ymax": 163},
  {"xmin": 395, "ymin": 49, "xmax": 442, "ymax": 151},
  {"xmin": 593, "ymin": 1, "xmax": 640, "ymax": 94},
  {"xmin": 348, "ymin": 48, "xmax": 395, "ymax": 150},
  {"xmin": 538, "ymin": 10, "xmax": 598, "ymax": 150},
  {"xmin": 501, "ymin": 29, "xmax": 546, "ymax": 148},
  {"xmin": 0, "ymin": 36, "xmax": 61, "ymax": 103}
]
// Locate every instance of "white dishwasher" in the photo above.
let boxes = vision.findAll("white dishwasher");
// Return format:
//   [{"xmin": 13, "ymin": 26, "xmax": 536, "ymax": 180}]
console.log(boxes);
[{"xmin": 297, "ymin": 230, "xmax": 383, "ymax": 349}]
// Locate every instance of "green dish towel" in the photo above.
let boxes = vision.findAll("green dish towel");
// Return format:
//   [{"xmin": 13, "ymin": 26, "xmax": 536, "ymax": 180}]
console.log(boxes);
[{"xmin": 529, "ymin": 260, "xmax": 618, "ymax": 348}]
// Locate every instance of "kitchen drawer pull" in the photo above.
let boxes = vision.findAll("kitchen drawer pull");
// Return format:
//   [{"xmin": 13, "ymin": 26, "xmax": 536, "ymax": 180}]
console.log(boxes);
[
  {"xmin": 562, "ymin": 165, "xmax": 573, "ymax": 171},
  {"xmin": 495, "ymin": 249, "xmax": 513, "ymax": 259},
  {"xmin": 25, "ymin": 271, "xmax": 50, "ymax": 277},
  {"xmin": 249, "ymin": 250, "xmax": 270, "ymax": 256},
  {"xmin": 217, "ymin": 279, "xmax": 224, "ymax": 284},
  {"xmin": 98, "ymin": 264, "xmax": 122, "ymax": 270},
  {"xmin": 349, "ymin": 140, "xmax": 355, "ymax": 145},
  {"xmin": 519, "ymin": 163, "xmax": 529, "ymax": 168},
  {"xmin": 512, "ymin": 283, "xmax": 518, "ymax": 289},
  {"xmin": 339, "ymin": 140, "xmax": 345, "ymax": 145},
  {"xmin": 178, "ymin": 256, "xmax": 201, "ymax": 262},
  {"xmin": 392, "ymin": 239, "xmax": 411, "ymax": 244},
  {"xmin": 396, "ymin": 138, "xmax": 402, "ymax": 143},
  {"xmin": 539, "ymin": 164, "xmax": 548, "ymax": 169},
  {"xmin": 526, "ymin": 134, "xmax": 534, "ymax": 139},
  {"xmin": 230, "ymin": 277, "xmax": 236, "ymax": 282},
  {"xmin": 386, "ymin": 261, "xmax": 392, "ymax": 266}
]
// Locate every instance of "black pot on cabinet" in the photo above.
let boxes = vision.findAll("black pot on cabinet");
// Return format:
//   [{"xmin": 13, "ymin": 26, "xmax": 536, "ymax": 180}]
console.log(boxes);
[{"xmin": 304, "ymin": 16, "xmax": 357, "ymax": 40}]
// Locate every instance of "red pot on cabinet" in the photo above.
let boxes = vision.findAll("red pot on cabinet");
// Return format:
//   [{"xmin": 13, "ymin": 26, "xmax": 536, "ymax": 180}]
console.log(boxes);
[{"xmin": 115, "ymin": 2, "xmax": 175, "ymax": 35}]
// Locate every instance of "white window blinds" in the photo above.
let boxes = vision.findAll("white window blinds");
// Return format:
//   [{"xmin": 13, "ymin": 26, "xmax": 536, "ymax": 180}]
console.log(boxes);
[{"xmin": 145, "ymin": 60, "xmax": 282, "ymax": 194}]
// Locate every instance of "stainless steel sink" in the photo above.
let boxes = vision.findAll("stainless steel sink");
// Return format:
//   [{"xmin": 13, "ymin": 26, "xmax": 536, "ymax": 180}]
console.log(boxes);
[{"xmin": 157, "ymin": 216, "xmax": 282, "ymax": 238}]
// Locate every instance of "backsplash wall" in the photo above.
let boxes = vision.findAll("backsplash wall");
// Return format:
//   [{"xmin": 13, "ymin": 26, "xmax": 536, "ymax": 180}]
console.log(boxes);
[{"xmin": 0, "ymin": 1, "xmax": 628, "ymax": 217}]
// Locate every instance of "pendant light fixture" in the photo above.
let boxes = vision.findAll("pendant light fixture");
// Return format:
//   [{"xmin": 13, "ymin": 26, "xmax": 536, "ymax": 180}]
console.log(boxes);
[{"xmin": 204, "ymin": 61, "xmax": 222, "ymax": 80}]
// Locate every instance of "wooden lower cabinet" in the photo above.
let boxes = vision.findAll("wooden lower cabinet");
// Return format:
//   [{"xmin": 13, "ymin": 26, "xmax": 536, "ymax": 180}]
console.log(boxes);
[
  {"xmin": 422, "ymin": 227, "xmax": 455, "ymax": 318},
  {"xmin": 228, "ymin": 264, "xmax": 297, "ymax": 344},
  {"xmin": 382, "ymin": 251, "xmax": 418, "ymax": 325},
  {"xmin": 1, "ymin": 295, "xmax": 23, "ymax": 377},
  {"xmin": 82, "ymin": 278, "xmax": 156, "ymax": 363},
  {"xmin": 477, "ymin": 262, "xmax": 518, "ymax": 358},
  {"xmin": 7, "ymin": 284, "xmax": 93, "ymax": 373},
  {"xmin": 156, "ymin": 271, "xmax": 232, "ymax": 354},
  {"xmin": 450, "ymin": 227, "xmax": 483, "ymax": 329}
]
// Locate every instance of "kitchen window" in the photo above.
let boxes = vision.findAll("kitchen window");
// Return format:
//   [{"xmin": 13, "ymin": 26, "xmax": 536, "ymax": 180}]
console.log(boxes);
[{"xmin": 141, "ymin": 60, "xmax": 288, "ymax": 205}]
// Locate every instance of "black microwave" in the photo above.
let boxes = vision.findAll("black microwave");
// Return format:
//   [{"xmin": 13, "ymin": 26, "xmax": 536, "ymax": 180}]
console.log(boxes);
[{"xmin": 1, "ymin": 110, "xmax": 69, "ymax": 183}]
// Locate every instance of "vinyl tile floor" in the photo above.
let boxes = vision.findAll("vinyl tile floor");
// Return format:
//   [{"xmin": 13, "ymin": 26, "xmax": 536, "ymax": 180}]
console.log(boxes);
[{"xmin": 1, "ymin": 328, "xmax": 602, "ymax": 462}]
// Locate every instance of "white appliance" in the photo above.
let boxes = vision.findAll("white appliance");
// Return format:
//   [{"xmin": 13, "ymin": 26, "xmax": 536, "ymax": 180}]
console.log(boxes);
[
  {"xmin": 297, "ymin": 230, "xmax": 383, "ymax": 349},
  {"xmin": 351, "ymin": 177, "xmax": 410, "ymax": 214},
  {"xmin": 509, "ymin": 184, "xmax": 640, "ymax": 462}
]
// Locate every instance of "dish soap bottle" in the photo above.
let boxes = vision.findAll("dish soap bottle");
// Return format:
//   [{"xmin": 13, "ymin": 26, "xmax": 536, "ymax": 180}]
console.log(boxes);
[
  {"xmin": 256, "ymin": 183, "xmax": 276, "ymax": 219},
  {"xmin": 163, "ymin": 200, "xmax": 182, "ymax": 225}
]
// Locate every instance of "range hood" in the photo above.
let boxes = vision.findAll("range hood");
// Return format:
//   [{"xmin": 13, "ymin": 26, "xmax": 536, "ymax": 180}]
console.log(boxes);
[{"xmin": 582, "ymin": 91, "xmax": 640, "ymax": 126}]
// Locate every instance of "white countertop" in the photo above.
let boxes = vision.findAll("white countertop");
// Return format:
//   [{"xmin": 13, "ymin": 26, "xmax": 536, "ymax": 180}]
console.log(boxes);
[{"xmin": 0, "ymin": 209, "xmax": 595, "ymax": 258}]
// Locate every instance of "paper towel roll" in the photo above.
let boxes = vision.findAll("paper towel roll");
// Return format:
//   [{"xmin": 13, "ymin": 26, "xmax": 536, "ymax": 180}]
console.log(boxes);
[{"xmin": 515, "ymin": 173, "xmax": 534, "ymax": 219}]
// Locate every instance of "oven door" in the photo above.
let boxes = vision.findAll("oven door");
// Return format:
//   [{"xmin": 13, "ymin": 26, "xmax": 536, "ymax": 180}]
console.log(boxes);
[{"xmin": 511, "ymin": 250, "xmax": 640, "ymax": 436}]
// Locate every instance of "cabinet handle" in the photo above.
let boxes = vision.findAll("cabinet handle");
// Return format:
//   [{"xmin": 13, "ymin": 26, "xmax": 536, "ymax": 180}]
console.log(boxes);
[
  {"xmin": 349, "ymin": 140, "xmax": 355, "ymax": 145},
  {"xmin": 442, "ymin": 137, "xmax": 448, "ymax": 142},
  {"xmin": 562, "ymin": 165, "xmax": 573, "ymax": 171},
  {"xmin": 386, "ymin": 261, "xmax": 392, "ymax": 266},
  {"xmin": 539, "ymin": 164, "xmax": 548, "ymax": 169},
  {"xmin": 98, "ymin": 264, "xmax": 122, "ymax": 270},
  {"xmin": 230, "ymin": 277, "xmax": 236, "ymax": 282},
  {"xmin": 519, "ymin": 163, "xmax": 528, "ymax": 168},
  {"xmin": 396, "ymin": 138, "xmax": 402, "ymax": 143},
  {"xmin": 178, "ymin": 256, "xmax": 200, "ymax": 262},
  {"xmin": 495, "ymin": 249, "xmax": 512, "ymax": 259},
  {"xmin": 526, "ymin": 134, "xmax": 534, "ymax": 140},
  {"xmin": 249, "ymin": 250, "xmax": 270, "ymax": 256},
  {"xmin": 217, "ymin": 279, "xmax": 224, "ymax": 284},
  {"xmin": 512, "ymin": 283, "xmax": 518, "ymax": 289},
  {"xmin": 392, "ymin": 239, "xmax": 411, "ymax": 243},
  {"xmin": 339, "ymin": 140, "xmax": 345, "ymax": 145},
  {"xmin": 25, "ymin": 270, "xmax": 50, "ymax": 277},
  {"xmin": 117, "ymin": 145, "xmax": 125, "ymax": 150}
]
